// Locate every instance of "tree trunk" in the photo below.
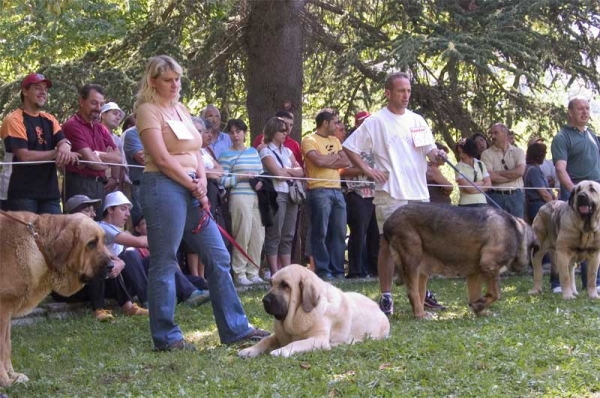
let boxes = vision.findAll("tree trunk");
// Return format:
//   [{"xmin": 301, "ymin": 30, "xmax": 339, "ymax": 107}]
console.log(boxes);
[{"xmin": 245, "ymin": 0, "xmax": 304, "ymax": 143}]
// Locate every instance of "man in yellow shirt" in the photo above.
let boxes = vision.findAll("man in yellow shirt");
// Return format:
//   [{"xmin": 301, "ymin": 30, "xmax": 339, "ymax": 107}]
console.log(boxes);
[{"xmin": 301, "ymin": 109, "xmax": 351, "ymax": 279}]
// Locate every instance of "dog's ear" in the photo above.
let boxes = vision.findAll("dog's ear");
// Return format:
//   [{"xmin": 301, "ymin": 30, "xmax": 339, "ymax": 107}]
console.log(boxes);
[
  {"xmin": 46, "ymin": 226, "xmax": 76, "ymax": 270},
  {"xmin": 299, "ymin": 279, "xmax": 320, "ymax": 313},
  {"xmin": 568, "ymin": 186, "xmax": 576, "ymax": 207}
]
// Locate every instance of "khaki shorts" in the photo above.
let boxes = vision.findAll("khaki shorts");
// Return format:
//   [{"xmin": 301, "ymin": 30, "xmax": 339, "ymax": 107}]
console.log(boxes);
[{"xmin": 373, "ymin": 191, "xmax": 428, "ymax": 233}]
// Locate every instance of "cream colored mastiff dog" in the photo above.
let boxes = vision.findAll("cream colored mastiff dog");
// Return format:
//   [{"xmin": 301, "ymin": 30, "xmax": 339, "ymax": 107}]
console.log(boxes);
[
  {"xmin": 529, "ymin": 181, "xmax": 600, "ymax": 299},
  {"xmin": 238, "ymin": 265, "xmax": 390, "ymax": 358}
]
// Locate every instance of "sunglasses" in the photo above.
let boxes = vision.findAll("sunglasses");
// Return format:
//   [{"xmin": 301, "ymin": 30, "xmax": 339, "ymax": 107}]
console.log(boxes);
[{"xmin": 501, "ymin": 158, "xmax": 509, "ymax": 171}]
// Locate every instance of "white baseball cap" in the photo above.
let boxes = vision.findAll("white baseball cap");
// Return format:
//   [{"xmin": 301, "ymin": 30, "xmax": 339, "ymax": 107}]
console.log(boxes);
[
  {"xmin": 100, "ymin": 102, "xmax": 125, "ymax": 119},
  {"xmin": 103, "ymin": 191, "xmax": 132, "ymax": 212}
]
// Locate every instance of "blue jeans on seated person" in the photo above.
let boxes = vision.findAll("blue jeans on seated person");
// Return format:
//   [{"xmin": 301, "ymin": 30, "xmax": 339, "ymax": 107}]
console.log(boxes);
[
  {"xmin": 549, "ymin": 187, "xmax": 600, "ymax": 289},
  {"xmin": 7, "ymin": 197, "xmax": 61, "ymax": 214},
  {"xmin": 307, "ymin": 188, "xmax": 347, "ymax": 279},
  {"xmin": 141, "ymin": 172, "xmax": 253, "ymax": 348}
]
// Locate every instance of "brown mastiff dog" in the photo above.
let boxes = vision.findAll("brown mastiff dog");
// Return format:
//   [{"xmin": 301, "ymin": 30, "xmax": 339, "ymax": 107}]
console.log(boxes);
[
  {"xmin": 383, "ymin": 203, "xmax": 538, "ymax": 318},
  {"xmin": 529, "ymin": 181, "xmax": 600, "ymax": 299},
  {"xmin": 0, "ymin": 211, "xmax": 112, "ymax": 387},
  {"xmin": 238, "ymin": 264, "xmax": 389, "ymax": 358}
]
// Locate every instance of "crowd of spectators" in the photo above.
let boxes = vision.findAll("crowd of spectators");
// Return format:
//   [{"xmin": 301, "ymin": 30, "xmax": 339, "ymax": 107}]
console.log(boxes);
[{"xmin": 0, "ymin": 63, "xmax": 597, "ymax": 345}]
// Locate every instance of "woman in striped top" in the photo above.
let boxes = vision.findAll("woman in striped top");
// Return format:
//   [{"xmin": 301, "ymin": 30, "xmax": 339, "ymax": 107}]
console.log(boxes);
[{"xmin": 219, "ymin": 119, "xmax": 265, "ymax": 286}]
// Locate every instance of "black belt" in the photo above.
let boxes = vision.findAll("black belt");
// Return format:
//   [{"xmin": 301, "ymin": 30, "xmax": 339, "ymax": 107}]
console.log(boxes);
[{"xmin": 489, "ymin": 189, "xmax": 520, "ymax": 195}]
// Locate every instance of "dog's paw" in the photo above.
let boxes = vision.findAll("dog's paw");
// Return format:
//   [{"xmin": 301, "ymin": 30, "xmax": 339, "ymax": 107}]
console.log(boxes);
[
  {"xmin": 562, "ymin": 293, "xmax": 577, "ymax": 300},
  {"xmin": 238, "ymin": 347, "xmax": 260, "ymax": 358},
  {"xmin": 9, "ymin": 371, "xmax": 29, "ymax": 384},
  {"xmin": 270, "ymin": 347, "xmax": 292, "ymax": 358},
  {"xmin": 528, "ymin": 288, "xmax": 542, "ymax": 295}
]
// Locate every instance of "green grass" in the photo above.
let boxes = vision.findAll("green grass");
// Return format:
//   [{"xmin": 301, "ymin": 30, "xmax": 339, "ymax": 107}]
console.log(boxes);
[{"xmin": 5, "ymin": 276, "xmax": 600, "ymax": 397}]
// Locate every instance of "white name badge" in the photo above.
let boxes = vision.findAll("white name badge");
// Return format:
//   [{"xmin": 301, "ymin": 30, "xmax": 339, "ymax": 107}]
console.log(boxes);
[
  {"xmin": 167, "ymin": 120, "xmax": 194, "ymax": 140},
  {"xmin": 410, "ymin": 126, "xmax": 431, "ymax": 148}
]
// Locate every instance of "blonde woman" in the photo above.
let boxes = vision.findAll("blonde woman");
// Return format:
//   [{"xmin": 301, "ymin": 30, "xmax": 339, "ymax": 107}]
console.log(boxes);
[{"xmin": 135, "ymin": 55, "xmax": 268, "ymax": 351}]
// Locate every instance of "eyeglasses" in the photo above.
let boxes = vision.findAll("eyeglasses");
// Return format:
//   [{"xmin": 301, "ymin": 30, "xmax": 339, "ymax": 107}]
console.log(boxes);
[{"xmin": 501, "ymin": 158, "xmax": 509, "ymax": 171}]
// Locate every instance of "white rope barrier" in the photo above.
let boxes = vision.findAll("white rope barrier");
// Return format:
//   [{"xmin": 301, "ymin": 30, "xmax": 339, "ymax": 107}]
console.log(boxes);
[{"xmin": 0, "ymin": 159, "xmax": 559, "ymax": 190}]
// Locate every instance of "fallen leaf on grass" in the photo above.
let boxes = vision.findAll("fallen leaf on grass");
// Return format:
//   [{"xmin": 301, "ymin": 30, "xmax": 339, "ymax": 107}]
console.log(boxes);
[{"xmin": 300, "ymin": 362, "xmax": 311, "ymax": 369}]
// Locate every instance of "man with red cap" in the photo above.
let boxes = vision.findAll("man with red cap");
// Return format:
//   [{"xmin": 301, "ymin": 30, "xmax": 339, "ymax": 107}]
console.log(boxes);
[{"xmin": 0, "ymin": 73, "xmax": 79, "ymax": 214}]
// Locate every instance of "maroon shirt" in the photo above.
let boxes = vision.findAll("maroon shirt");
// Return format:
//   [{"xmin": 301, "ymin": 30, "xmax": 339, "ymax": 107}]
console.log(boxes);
[{"xmin": 62, "ymin": 113, "xmax": 116, "ymax": 177}]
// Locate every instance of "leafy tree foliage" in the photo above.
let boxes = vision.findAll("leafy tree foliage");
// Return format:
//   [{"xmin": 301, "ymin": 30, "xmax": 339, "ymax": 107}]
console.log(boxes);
[{"xmin": 0, "ymin": 0, "xmax": 598, "ymax": 150}]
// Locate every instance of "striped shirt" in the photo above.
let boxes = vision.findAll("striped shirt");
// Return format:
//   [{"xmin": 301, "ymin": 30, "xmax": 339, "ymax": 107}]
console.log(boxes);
[{"xmin": 219, "ymin": 147, "xmax": 263, "ymax": 196}]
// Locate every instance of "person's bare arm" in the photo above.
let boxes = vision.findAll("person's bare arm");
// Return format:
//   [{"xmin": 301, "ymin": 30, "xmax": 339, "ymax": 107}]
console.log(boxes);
[
  {"xmin": 206, "ymin": 158, "xmax": 224, "ymax": 180},
  {"xmin": 13, "ymin": 141, "xmax": 80, "ymax": 168},
  {"xmin": 555, "ymin": 160, "xmax": 574, "ymax": 192},
  {"xmin": 114, "ymin": 231, "xmax": 148, "ymax": 248},
  {"xmin": 305, "ymin": 150, "xmax": 350, "ymax": 169},
  {"xmin": 537, "ymin": 188, "xmax": 555, "ymax": 202},
  {"xmin": 427, "ymin": 166, "xmax": 453, "ymax": 194}
]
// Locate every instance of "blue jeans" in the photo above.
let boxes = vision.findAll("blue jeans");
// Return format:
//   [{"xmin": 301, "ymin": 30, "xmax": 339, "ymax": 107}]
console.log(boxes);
[
  {"xmin": 486, "ymin": 189, "xmax": 524, "ymax": 219},
  {"xmin": 307, "ymin": 188, "xmax": 347, "ymax": 278},
  {"xmin": 7, "ymin": 197, "xmax": 61, "ymax": 214},
  {"xmin": 549, "ymin": 187, "xmax": 600, "ymax": 289},
  {"xmin": 141, "ymin": 172, "xmax": 252, "ymax": 348}
]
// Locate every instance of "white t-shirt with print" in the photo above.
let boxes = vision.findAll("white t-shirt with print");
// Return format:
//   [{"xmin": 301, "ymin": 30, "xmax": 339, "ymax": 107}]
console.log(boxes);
[{"xmin": 343, "ymin": 107, "xmax": 436, "ymax": 201}]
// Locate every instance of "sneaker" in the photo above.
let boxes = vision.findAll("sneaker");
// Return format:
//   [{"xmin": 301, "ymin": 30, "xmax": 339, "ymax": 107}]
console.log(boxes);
[
  {"xmin": 183, "ymin": 290, "xmax": 211, "ymax": 307},
  {"xmin": 263, "ymin": 270, "xmax": 272, "ymax": 281},
  {"xmin": 228, "ymin": 327, "xmax": 271, "ymax": 345},
  {"xmin": 94, "ymin": 309, "xmax": 114, "ymax": 322},
  {"xmin": 122, "ymin": 303, "xmax": 149, "ymax": 316},
  {"xmin": 379, "ymin": 295, "xmax": 394, "ymax": 316},
  {"xmin": 424, "ymin": 290, "xmax": 446, "ymax": 311},
  {"xmin": 552, "ymin": 286, "xmax": 562, "ymax": 293},
  {"xmin": 236, "ymin": 277, "xmax": 253, "ymax": 286},
  {"xmin": 249, "ymin": 276, "xmax": 265, "ymax": 284},
  {"xmin": 154, "ymin": 339, "xmax": 197, "ymax": 352}
]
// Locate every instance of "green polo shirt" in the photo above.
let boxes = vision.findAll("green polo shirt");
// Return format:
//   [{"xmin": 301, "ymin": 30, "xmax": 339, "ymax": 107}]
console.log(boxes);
[{"xmin": 551, "ymin": 125, "xmax": 600, "ymax": 182}]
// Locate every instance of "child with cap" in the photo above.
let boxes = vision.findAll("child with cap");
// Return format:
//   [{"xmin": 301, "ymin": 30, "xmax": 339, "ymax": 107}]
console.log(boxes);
[
  {"xmin": 105, "ymin": 192, "xmax": 210, "ymax": 307},
  {"xmin": 52, "ymin": 194, "xmax": 147, "ymax": 321}
]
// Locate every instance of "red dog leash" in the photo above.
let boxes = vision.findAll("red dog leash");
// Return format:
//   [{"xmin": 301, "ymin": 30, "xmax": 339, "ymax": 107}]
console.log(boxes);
[{"xmin": 192, "ymin": 208, "xmax": 260, "ymax": 269}]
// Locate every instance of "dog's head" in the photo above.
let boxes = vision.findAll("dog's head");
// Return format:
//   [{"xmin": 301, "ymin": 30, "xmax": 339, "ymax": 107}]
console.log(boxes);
[
  {"xmin": 262, "ymin": 265, "xmax": 321, "ymax": 321},
  {"xmin": 568, "ymin": 180, "xmax": 600, "ymax": 232},
  {"xmin": 512, "ymin": 217, "xmax": 540, "ymax": 273},
  {"xmin": 44, "ymin": 214, "xmax": 113, "ymax": 296}
]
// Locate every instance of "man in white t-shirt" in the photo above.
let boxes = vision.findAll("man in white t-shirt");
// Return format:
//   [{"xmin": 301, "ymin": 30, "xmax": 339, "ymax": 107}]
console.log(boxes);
[{"xmin": 343, "ymin": 72, "xmax": 446, "ymax": 316}]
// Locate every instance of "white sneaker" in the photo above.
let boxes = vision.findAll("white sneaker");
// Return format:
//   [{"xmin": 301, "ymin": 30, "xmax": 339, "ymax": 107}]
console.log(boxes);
[
  {"xmin": 552, "ymin": 286, "xmax": 562, "ymax": 293},
  {"xmin": 249, "ymin": 276, "xmax": 265, "ymax": 284},
  {"xmin": 263, "ymin": 270, "xmax": 271, "ymax": 281},
  {"xmin": 236, "ymin": 277, "xmax": 252, "ymax": 286}
]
